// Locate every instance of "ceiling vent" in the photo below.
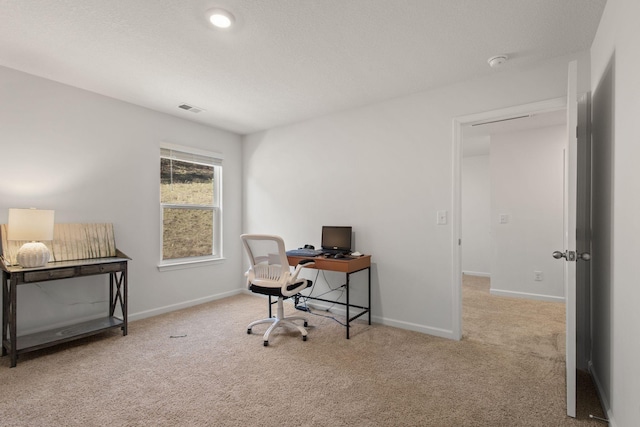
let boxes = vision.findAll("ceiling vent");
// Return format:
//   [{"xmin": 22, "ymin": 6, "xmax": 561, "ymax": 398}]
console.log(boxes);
[{"xmin": 178, "ymin": 103, "xmax": 205, "ymax": 113}]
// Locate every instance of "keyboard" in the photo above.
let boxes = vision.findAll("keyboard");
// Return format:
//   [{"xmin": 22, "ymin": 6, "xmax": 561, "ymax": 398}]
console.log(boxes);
[{"xmin": 286, "ymin": 248, "xmax": 322, "ymax": 257}]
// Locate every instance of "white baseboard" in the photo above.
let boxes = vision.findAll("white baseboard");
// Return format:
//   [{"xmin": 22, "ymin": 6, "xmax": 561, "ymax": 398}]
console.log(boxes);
[
  {"xmin": 462, "ymin": 271, "xmax": 491, "ymax": 277},
  {"xmin": 301, "ymin": 299, "xmax": 456, "ymax": 340},
  {"xmin": 589, "ymin": 361, "xmax": 617, "ymax": 427},
  {"xmin": 20, "ymin": 313, "xmax": 108, "ymax": 336},
  {"xmin": 17, "ymin": 289, "xmax": 243, "ymax": 335},
  {"xmin": 489, "ymin": 288, "xmax": 565, "ymax": 303},
  {"xmin": 129, "ymin": 288, "xmax": 243, "ymax": 322},
  {"xmin": 375, "ymin": 316, "xmax": 456, "ymax": 340}
]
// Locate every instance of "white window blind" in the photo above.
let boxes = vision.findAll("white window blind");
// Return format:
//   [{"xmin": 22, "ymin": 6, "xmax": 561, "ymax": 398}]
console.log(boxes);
[{"xmin": 160, "ymin": 146, "xmax": 223, "ymax": 167}]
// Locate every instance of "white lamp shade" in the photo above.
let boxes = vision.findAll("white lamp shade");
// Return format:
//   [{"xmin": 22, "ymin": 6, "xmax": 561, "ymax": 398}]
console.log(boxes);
[{"xmin": 7, "ymin": 208, "xmax": 55, "ymax": 241}]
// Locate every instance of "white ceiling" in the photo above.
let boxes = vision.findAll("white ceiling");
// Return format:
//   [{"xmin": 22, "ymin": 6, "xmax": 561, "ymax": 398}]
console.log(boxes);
[{"xmin": 0, "ymin": 0, "xmax": 606, "ymax": 135}]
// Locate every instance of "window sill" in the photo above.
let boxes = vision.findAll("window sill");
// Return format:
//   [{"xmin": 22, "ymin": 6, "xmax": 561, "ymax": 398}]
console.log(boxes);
[{"xmin": 157, "ymin": 257, "xmax": 226, "ymax": 272}]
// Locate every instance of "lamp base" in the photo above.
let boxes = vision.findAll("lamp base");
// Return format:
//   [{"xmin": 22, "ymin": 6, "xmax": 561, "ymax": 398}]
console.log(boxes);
[{"xmin": 17, "ymin": 242, "xmax": 51, "ymax": 268}]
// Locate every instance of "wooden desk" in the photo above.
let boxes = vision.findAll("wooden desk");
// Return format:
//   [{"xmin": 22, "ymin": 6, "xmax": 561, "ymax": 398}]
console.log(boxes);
[
  {"xmin": 287, "ymin": 255, "xmax": 371, "ymax": 339},
  {"xmin": 1, "ymin": 253, "xmax": 129, "ymax": 367}
]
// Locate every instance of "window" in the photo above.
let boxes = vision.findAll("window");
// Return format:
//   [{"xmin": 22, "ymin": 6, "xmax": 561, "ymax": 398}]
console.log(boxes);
[{"xmin": 159, "ymin": 144, "xmax": 223, "ymax": 268}]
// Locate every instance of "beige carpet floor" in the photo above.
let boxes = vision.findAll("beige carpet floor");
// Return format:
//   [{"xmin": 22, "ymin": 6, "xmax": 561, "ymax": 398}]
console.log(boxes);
[
  {"xmin": 0, "ymin": 276, "xmax": 605, "ymax": 426},
  {"xmin": 462, "ymin": 274, "xmax": 565, "ymax": 360}
]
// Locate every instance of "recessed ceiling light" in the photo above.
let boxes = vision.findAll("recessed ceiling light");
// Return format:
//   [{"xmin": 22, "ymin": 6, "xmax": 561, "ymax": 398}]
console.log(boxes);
[{"xmin": 207, "ymin": 9, "xmax": 235, "ymax": 29}]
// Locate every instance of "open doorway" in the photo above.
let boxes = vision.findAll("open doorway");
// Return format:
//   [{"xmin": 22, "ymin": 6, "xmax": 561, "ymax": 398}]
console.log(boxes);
[
  {"xmin": 451, "ymin": 98, "xmax": 568, "ymax": 340},
  {"xmin": 459, "ymin": 107, "xmax": 567, "ymax": 354},
  {"xmin": 453, "ymin": 92, "xmax": 602, "ymax": 420}
]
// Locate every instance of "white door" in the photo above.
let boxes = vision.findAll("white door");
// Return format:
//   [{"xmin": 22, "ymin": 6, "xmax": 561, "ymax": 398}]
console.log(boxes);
[
  {"xmin": 555, "ymin": 60, "xmax": 591, "ymax": 418},
  {"xmin": 575, "ymin": 91, "xmax": 592, "ymax": 372},
  {"xmin": 563, "ymin": 59, "xmax": 578, "ymax": 419}
]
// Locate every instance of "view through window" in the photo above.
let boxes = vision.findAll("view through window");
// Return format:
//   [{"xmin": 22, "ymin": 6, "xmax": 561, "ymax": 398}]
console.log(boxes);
[{"xmin": 160, "ymin": 146, "xmax": 222, "ymax": 262}]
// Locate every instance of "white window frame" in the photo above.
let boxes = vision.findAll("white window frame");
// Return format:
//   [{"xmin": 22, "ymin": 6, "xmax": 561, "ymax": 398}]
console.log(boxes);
[{"xmin": 158, "ymin": 143, "xmax": 224, "ymax": 271}]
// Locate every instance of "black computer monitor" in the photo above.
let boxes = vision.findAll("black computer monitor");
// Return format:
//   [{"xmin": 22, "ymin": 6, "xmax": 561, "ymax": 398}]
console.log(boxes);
[{"xmin": 321, "ymin": 226, "xmax": 352, "ymax": 254}]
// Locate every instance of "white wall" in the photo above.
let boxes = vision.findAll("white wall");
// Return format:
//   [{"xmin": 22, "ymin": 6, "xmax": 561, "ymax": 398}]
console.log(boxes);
[
  {"xmin": 590, "ymin": 0, "xmax": 640, "ymax": 425},
  {"xmin": 489, "ymin": 126, "xmax": 565, "ymax": 301},
  {"xmin": 461, "ymin": 155, "xmax": 490, "ymax": 276},
  {"xmin": 0, "ymin": 66, "xmax": 244, "ymax": 333},
  {"xmin": 243, "ymin": 52, "xmax": 591, "ymax": 338}
]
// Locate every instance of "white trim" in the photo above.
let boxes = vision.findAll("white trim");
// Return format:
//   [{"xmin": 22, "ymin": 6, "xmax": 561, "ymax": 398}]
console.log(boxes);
[
  {"xmin": 451, "ymin": 97, "xmax": 567, "ymax": 341},
  {"xmin": 158, "ymin": 256, "xmax": 226, "ymax": 272},
  {"xmin": 489, "ymin": 288, "xmax": 565, "ymax": 303},
  {"xmin": 374, "ymin": 316, "xmax": 456, "ymax": 340},
  {"xmin": 451, "ymin": 118, "xmax": 463, "ymax": 340},
  {"xmin": 462, "ymin": 271, "xmax": 491, "ymax": 277},
  {"xmin": 19, "ymin": 287, "xmax": 239, "ymax": 333},
  {"xmin": 216, "ymin": 165, "xmax": 224, "ymax": 258},
  {"xmin": 589, "ymin": 361, "xmax": 616, "ymax": 427},
  {"xmin": 159, "ymin": 142, "xmax": 224, "ymax": 264},
  {"xmin": 19, "ymin": 313, "xmax": 108, "ymax": 336},
  {"xmin": 296, "ymin": 300, "xmax": 456, "ymax": 340},
  {"xmin": 129, "ymin": 288, "xmax": 241, "ymax": 321}
]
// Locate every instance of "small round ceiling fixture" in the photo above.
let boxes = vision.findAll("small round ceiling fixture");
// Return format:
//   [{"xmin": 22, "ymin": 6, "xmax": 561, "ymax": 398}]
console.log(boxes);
[
  {"xmin": 207, "ymin": 8, "xmax": 235, "ymax": 29},
  {"xmin": 487, "ymin": 55, "xmax": 508, "ymax": 68}
]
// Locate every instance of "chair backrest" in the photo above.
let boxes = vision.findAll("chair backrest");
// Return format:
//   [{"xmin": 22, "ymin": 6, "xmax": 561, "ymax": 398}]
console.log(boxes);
[{"xmin": 240, "ymin": 234, "xmax": 290, "ymax": 286}]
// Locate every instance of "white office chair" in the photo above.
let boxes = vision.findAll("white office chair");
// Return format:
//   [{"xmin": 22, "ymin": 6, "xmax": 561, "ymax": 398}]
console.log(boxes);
[{"xmin": 241, "ymin": 234, "xmax": 315, "ymax": 346}]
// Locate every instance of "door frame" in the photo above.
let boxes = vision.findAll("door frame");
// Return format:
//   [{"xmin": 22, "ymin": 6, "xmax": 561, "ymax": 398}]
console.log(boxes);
[{"xmin": 450, "ymin": 97, "xmax": 567, "ymax": 340}]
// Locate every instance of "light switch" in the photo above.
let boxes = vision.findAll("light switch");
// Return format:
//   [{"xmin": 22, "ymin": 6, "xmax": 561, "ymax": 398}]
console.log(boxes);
[
  {"xmin": 437, "ymin": 210, "xmax": 448, "ymax": 225},
  {"xmin": 499, "ymin": 214, "xmax": 510, "ymax": 224}
]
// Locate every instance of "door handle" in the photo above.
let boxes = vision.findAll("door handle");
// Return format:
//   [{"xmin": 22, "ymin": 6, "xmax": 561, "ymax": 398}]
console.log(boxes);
[{"xmin": 552, "ymin": 250, "xmax": 591, "ymax": 261}]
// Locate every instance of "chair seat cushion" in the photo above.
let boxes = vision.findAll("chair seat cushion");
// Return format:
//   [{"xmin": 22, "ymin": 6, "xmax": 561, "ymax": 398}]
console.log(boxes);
[{"xmin": 250, "ymin": 279, "xmax": 312, "ymax": 297}]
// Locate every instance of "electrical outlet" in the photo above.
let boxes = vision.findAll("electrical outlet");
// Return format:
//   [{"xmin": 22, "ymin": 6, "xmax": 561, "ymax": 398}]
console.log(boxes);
[{"xmin": 534, "ymin": 271, "xmax": 543, "ymax": 281}]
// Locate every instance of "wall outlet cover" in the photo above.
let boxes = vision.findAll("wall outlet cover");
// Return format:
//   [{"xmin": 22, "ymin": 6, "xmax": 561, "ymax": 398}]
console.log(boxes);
[{"xmin": 437, "ymin": 210, "xmax": 448, "ymax": 225}]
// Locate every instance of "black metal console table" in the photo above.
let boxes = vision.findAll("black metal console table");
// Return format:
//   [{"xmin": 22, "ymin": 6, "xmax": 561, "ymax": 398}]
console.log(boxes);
[{"xmin": 1, "ymin": 251, "xmax": 129, "ymax": 367}]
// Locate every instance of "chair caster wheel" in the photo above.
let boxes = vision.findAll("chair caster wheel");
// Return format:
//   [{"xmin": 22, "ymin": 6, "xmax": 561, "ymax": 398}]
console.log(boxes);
[
  {"xmin": 263, "ymin": 341, "xmax": 269, "ymax": 346},
  {"xmin": 303, "ymin": 321, "xmax": 308, "ymax": 327},
  {"xmin": 247, "ymin": 328, "xmax": 252, "ymax": 334},
  {"xmin": 302, "ymin": 335, "xmax": 307, "ymax": 341}
]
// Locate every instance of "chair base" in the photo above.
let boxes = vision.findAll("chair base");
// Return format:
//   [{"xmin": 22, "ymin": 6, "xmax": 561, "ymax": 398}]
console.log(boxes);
[{"xmin": 247, "ymin": 297, "xmax": 308, "ymax": 346}]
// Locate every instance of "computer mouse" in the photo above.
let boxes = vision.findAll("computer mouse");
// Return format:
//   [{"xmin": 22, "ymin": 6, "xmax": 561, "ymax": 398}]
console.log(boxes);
[{"xmin": 333, "ymin": 253, "xmax": 345, "ymax": 259}]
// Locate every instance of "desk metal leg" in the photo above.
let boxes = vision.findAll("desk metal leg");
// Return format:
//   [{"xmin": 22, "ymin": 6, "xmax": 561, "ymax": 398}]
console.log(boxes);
[
  {"xmin": 297, "ymin": 261, "xmax": 371, "ymax": 340},
  {"xmin": 346, "ymin": 272, "xmax": 350, "ymax": 339},
  {"xmin": 368, "ymin": 267, "xmax": 371, "ymax": 325},
  {"xmin": 345, "ymin": 267, "xmax": 372, "ymax": 339},
  {"xmin": 122, "ymin": 264, "xmax": 128, "ymax": 336}
]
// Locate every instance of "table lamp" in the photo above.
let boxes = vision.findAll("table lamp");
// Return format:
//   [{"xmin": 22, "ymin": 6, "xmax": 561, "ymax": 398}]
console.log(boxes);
[{"xmin": 7, "ymin": 208, "xmax": 55, "ymax": 268}]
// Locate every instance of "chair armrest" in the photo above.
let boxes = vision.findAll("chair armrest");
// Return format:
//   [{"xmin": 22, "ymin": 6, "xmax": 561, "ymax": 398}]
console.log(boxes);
[
  {"xmin": 290, "ymin": 259, "xmax": 315, "ymax": 283},
  {"xmin": 282, "ymin": 259, "xmax": 315, "ymax": 290},
  {"xmin": 245, "ymin": 268, "xmax": 254, "ymax": 289}
]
